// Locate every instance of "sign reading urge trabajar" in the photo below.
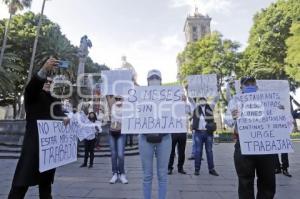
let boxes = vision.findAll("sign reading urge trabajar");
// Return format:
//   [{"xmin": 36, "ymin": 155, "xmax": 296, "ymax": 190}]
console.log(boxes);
[
  {"xmin": 122, "ymin": 86, "xmax": 187, "ymax": 134},
  {"xmin": 236, "ymin": 91, "xmax": 294, "ymax": 155},
  {"xmin": 187, "ymin": 74, "xmax": 218, "ymax": 98},
  {"xmin": 37, "ymin": 120, "xmax": 79, "ymax": 172}
]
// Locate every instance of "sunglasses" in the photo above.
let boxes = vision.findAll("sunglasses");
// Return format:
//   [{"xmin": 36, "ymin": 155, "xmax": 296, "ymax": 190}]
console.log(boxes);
[
  {"xmin": 46, "ymin": 80, "xmax": 53, "ymax": 84},
  {"xmin": 115, "ymin": 98, "xmax": 122, "ymax": 101}
]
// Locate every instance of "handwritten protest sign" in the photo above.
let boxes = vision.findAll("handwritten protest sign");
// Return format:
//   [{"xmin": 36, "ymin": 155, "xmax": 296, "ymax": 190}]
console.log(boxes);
[
  {"xmin": 235, "ymin": 80, "xmax": 290, "ymax": 113},
  {"xmin": 37, "ymin": 120, "xmax": 79, "ymax": 172},
  {"xmin": 236, "ymin": 91, "xmax": 294, "ymax": 155},
  {"xmin": 121, "ymin": 86, "xmax": 187, "ymax": 134},
  {"xmin": 100, "ymin": 70, "xmax": 134, "ymax": 96},
  {"xmin": 187, "ymin": 74, "xmax": 218, "ymax": 98},
  {"xmin": 70, "ymin": 112, "xmax": 101, "ymax": 141}
]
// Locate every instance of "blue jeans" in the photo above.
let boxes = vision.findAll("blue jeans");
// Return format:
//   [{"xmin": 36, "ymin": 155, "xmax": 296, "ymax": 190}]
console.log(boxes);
[
  {"xmin": 191, "ymin": 131, "xmax": 196, "ymax": 157},
  {"xmin": 194, "ymin": 130, "xmax": 215, "ymax": 171},
  {"xmin": 109, "ymin": 134, "xmax": 125, "ymax": 174},
  {"xmin": 139, "ymin": 134, "xmax": 172, "ymax": 199}
]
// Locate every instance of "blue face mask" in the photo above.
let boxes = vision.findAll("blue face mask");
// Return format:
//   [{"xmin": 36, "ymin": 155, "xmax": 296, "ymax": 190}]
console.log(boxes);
[{"xmin": 242, "ymin": 85, "xmax": 257, "ymax": 93}]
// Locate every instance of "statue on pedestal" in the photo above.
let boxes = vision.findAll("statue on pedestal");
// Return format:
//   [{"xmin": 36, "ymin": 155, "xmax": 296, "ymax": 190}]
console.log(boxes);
[{"xmin": 78, "ymin": 35, "xmax": 92, "ymax": 59}]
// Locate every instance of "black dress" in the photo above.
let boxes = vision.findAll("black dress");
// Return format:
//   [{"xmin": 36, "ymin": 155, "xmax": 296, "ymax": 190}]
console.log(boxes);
[{"xmin": 12, "ymin": 75, "xmax": 65, "ymax": 187}]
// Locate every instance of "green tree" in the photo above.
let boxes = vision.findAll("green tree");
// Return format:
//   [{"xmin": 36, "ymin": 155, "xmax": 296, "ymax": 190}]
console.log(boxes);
[
  {"xmin": 0, "ymin": 12, "xmax": 109, "ymax": 118},
  {"xmin": 240, "ymin": 0, "xmax": 300, "ymax": 85},
  {"xmin": 285, "ymin": 22, "xmax": 300, "ymax": 81},
  {"xmin": 178, "ymin": 31, "xmax": 240, "ymax": 88},
  {"xmin": 0, "ymin": 0, "xmax": 32, "ymax": 68}
]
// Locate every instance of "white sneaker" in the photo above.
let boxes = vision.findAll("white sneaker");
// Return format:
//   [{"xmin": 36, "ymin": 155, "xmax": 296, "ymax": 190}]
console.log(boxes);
[
  {"xmin": 109, "ymin": 173, "xmax": 118, "ymax": 184},
  {"xmin": 119, "ymin": 174, "xmax": 128, "ymax": 184}
]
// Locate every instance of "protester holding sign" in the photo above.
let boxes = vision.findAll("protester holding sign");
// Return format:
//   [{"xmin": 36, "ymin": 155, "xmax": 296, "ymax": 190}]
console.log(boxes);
[
  {"xmin": 107, "ymin": 95, "xmax": 128, "ymax": 184},
  {"xmin": 80, "ymin": 112, "xmax": 100, "ymax": 168},
  {"xmin": 190, "ymin": 94, "xmax": 220, "ymax": 176},
  {"xmin": 225, "ymin": 76, "xmax": 287, "ymax": 199},
  {"xmin": 139, "ymin": 69, "xmax": 172, "ymax": 199},
  {"xmin": 8, "ymin": 57, "xmax": 69, "ymax": 199}
]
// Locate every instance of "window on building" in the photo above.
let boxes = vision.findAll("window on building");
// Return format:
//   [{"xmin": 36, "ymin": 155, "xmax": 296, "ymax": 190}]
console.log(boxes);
[{"xmin": 192, "ymin": 26, "xmax": 197, "ymax": 32}]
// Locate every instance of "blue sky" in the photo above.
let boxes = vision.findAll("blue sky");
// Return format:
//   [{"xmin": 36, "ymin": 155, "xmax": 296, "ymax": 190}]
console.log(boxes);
[{"xmin": 0, "ymin": 0, "xmax": 276, "ymax": 85}]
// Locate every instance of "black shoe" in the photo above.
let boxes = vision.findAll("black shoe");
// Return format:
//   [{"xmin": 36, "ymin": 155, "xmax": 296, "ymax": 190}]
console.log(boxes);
[
  {"xmin": 282, "ymin": 169, "xmax": 292, "ymax": 177},
  {"xmin": 88, "ymin": 165, "xmax": 93, "ymax": 168},
  {"xmin": 275, "ymin": 168, "xmax": 282, "ymax": 174},
  {"xmin": 188, "ymin": 156, "xmax": 195, "ymax": 160},
  {"xmin": 194, "ymin": 170, "xmax": 200, "ymax": 176},
  {"xmin": 168, "ymin": 169, "xmax": 173, "ymax": 175},
  {"xmin": 80, "ymin": 164, "xmax": 87, "ymax": 168},
  {"xmin": 178, "ymin": 169, "xmax": 187, "ymax": 174},
  {"xmin": 209, "ymin": 169, "xmax": 219, "ymax": 176}
]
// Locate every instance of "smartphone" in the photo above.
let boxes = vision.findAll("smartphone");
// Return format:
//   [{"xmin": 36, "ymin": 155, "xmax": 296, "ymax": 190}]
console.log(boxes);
[{"xmin": 58, "ymin": 60, "xmax": 69, "ymax": 68}]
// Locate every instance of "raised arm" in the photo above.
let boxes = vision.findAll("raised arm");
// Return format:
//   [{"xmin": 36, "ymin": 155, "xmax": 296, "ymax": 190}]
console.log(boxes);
[
  {"xmin": 210, "ymin": 94, "xmax": 220, "ymax": 110},
  {"xmin": 25, "ymin": 58, "xmax": 58, "ymax": 107}
]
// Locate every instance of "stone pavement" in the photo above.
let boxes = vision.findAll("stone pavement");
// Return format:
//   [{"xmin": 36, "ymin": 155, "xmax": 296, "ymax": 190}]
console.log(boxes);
[{"xmin": 0, "ymin": 142, "xmax": 299, "ymax": 199}]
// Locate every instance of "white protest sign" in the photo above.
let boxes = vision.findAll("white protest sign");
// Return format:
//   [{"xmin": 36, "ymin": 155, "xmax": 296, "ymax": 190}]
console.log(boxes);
[
  {"xmin": 187, "ymin": 74, "xmax": 218, "ymax": 98},
  {"xmin": 122, "ymin": 86, "xmax": 187, "ymax": 134},
  {"xmin": 37, "ymin": 120, "xmax": 79, "ymax": 172},
  {"xmin": 101, "ymin": 70, "xmax": 134, "ymax": 96},
  {"xmin": 71, "ymin": 112, "xmax": 100, "ymax": 141},
  {"xmin": 235, "ymin": 80, "xmax": 290, "ymax": 113},
  {"xmin": 236, "ymin": 91, "xmax": 294, "ymax": 155}
]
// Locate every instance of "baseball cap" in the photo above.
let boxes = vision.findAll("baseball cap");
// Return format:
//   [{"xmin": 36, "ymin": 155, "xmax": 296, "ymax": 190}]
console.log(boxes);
[
  {"xmin": 240, "ymin": 76, "xmax": 256, "ymax": 85},
  {"xmin": 147, "ymin": 69, "xmax": 161, "ymax": 80}
]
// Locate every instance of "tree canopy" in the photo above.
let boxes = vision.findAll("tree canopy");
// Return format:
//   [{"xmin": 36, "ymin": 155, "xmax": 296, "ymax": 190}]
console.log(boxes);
[
  {"xmin": 0, "ymin": 12, "xmax": 108, "ymax": 117},
  {"xmin": 178, "ymin": 31, "xmax": 240, "ymax": 86},
  {"xmin": 239, "ymin": 0, "xmax": 300, "ymax": 86}
]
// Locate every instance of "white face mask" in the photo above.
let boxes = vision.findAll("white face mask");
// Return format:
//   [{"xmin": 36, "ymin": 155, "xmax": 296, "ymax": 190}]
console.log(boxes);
[
  {"xmin": 148, "ymin": 79, "xmax": 161, "ymax": 86},
  {"xmin": 115, "ymin": 101, "xmax": 122, "ymax": 106},
  {"xmin": 198, "ymin": 100, "xmax": 207, "ymax": 106}
]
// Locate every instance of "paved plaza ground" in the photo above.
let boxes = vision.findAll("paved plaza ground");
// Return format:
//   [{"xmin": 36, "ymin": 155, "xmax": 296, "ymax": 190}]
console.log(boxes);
[{"xmin": 0, "ymin": 142, "xmax": 299, "ymax": 199}]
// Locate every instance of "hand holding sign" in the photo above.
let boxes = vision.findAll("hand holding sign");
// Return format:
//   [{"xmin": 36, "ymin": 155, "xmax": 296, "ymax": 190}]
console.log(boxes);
[
  {"xmin": 122, "ymin": 86, "xmax": 187, "ymax": 134},
  {"xmin": 37, "ymin": 120, "xmax": 78, "ymax": 172},
  {"xmin": 63, "ymin": 117, "xmax": 70, "ymax": 126}
]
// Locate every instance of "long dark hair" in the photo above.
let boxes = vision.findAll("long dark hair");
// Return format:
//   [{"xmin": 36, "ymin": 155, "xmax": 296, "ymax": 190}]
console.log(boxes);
[{"xmin": 88, "ymin": 112, "xmax": 97, "ymax": 122}]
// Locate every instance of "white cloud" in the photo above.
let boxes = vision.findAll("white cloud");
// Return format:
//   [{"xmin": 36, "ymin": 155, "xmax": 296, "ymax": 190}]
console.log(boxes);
[
  {"xmin": 89, "ymin": 37, "xmax": 181, "ymax": 86},
  {"xmin": 170, "ymin": 0, "xmax": 232, "ymax": 15},
  {"xmin": 0, "ymin": 3, "xmax": 10, "ymax": 19},
  {"xmin": 161, "ymin": 34, "xmax": 185, "ymax": 51}
]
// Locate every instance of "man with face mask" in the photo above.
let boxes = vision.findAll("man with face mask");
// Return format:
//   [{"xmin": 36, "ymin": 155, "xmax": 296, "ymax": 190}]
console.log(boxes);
[
  {"xmin": 190, "ymin": 93, "xmax": 220, "ymax": 176},
  {"xmin": 8, "ymin": 57, "xmax": 69, "ymax": 199},
  {"xmin": 139, "ymin": 69, "xmax": 172, "ymax": 199},
  {"xmin": 225, "ymin": 76, "xmax": 276, "ymax": 199}
]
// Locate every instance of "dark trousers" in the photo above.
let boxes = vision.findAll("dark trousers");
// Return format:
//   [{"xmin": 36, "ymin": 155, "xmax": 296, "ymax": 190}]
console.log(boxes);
[
  {"xmin": 275, "ymin": 153, "xmax": 289, "ymax": 170},
  {"xmin": 126, "ymin": 134, "xmax": 133, "ymax": 147},
  {"xmin": 234, "ymin": 142, "xmax": 276, "ymax": 199},
  {"xmin": 84, "ymin": 139, "xmax": 96, "ymax": 166},
  {"xmin": 168, "ymin": 133, "xmax": 187, "ymax": 170},
  {"xmin": 8, "ymin": 183, "xmax": 52, "ymax": 199},
  {"xmin": 95, "ymin": 134, "xmax": 101, "ymax": 147}
]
